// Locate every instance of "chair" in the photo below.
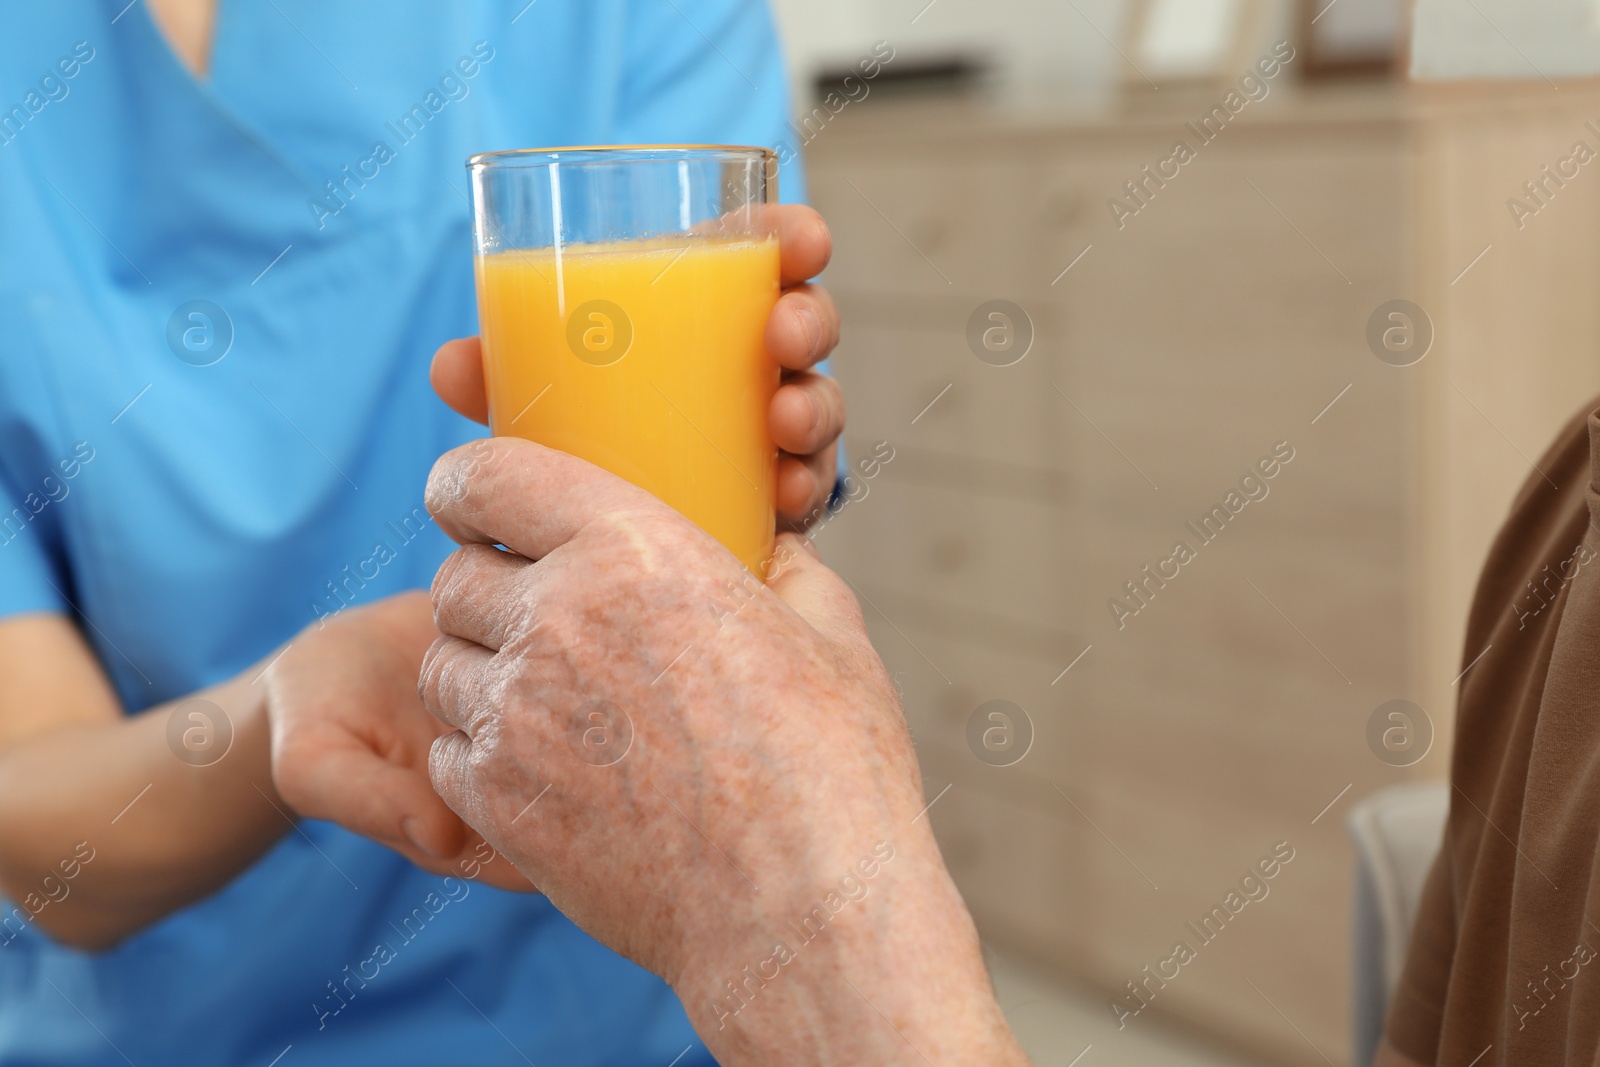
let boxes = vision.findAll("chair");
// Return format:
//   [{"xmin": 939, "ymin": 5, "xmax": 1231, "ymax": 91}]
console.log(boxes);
[{"xmin": 1348, "ymin": 781, "xmax": 1451, "ymax": 1067}]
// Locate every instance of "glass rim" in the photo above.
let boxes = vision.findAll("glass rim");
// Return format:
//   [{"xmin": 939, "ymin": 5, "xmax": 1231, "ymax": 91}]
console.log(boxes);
[{"xmin": 466, "ymin": 144, "xmax": 776, "ymax": 170}]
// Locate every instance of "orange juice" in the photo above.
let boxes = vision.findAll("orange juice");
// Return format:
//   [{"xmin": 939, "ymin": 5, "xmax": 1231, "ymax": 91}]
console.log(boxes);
[{"xmin": 475, "ymin": 236, "xmax": 781, "ymax": 575}]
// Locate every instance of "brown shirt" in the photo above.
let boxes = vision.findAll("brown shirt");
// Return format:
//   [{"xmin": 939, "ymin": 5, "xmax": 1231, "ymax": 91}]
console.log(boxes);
[{"xmin": 1389, "ymin": 400, "xmax": 1600, "ymax": 1064}]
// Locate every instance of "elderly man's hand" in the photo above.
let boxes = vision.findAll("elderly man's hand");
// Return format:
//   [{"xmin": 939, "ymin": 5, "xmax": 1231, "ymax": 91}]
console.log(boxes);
[{"xmin": 419, "ymin": 439, "xmax": 1027, "ymax": 1066}]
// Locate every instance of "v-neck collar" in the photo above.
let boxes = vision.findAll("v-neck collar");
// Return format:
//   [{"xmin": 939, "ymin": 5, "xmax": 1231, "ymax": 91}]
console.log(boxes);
[
  {"xmin": 134, "ymin": 0, "xmax": 224, "ymax": 89},
  {"xmin": 117, "ymin": 0, "xmax": 320, "ymax": 191}
]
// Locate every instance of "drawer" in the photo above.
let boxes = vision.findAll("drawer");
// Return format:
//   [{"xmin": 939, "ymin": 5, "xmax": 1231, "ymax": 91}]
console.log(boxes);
[
  {"xmin": 859, "ymin": 623, "xmax": 1079, "ymax": 781},
  {"xmin": 831, "ymin": 310, "xmax": 1071, "ymax": 477},
  {"xmin": 1062, "ymin": 370, "xmax": 1408, "ymax": 520},
  {"xmin": 809, "ymin": 155, "xmax": 1040, "ymax": 299},
  {"xmin": 1057, "ymin": 142, "xmax": 1408, "ymax": 381},
  {"xmin": 1024, "ymin": 158, "xmax": 1126, "ymax": 295},
  {"xmin": 1061, "ymin": 509, "xmax": 1408, "ymax": 721}
]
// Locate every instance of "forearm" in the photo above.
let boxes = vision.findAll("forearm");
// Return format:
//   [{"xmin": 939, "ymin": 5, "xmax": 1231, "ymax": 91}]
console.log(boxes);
[
  {"xmin": 679, "ymin": 839, "xmax": 1029, "ymax": 1066},
  {"xmin": 0, "ymin": 665, "xmax": 290, "ymax": 949}
]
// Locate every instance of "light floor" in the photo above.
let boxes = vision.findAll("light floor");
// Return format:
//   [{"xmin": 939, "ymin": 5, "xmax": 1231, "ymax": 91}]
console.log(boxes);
[{"xmin": 987, "ymin": 947, "xmax": 1273, "ymax": 1067}]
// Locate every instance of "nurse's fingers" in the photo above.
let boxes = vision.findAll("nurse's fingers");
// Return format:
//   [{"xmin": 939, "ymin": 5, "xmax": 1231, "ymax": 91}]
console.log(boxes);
[
  {"xmin": 776, "ymin": 203, "xmax": 833, "ymax": 287},
  {"xmin": 426, "ymin": 437, "xmax": 661, "ymax": 561},
  {"xmin": 430, "ymin": 543, "xmax": 536, "ymax": 651},
  {"xmin": 418, "ymin": 636, "xmax": 499, "ymax": 737},
  {"xmin": 275, "ymin": 731, "xmax": 466, "ymax": 860},
  {"xmin": 776, "ymin": 445, "xmax": 838, "ymax": 522},
  {"xmin": 770, "ymin": 371, "xmax": 845, "ymax": 457},
  {"xmin": 765, "ymin": 284, "xmax": 840, "ymax": 372},
  {"xmin": 430, "ymin": 337, "xmax": 489, "ymax": 425}
]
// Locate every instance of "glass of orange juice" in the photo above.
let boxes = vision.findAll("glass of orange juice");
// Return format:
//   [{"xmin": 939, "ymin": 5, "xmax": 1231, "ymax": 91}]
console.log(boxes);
[{"xmin": 466, "ymin": 145, "xmax": 781, "ymax": 576}]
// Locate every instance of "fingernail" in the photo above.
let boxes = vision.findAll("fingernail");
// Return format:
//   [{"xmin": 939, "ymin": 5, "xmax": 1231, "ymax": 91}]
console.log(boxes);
[
  {"xmin": 797, "ymin": 307, "xmax": 822, "ymax": 358},
  {"xmin": 403, "ymin": 817, "xmax": 444, "ymax": 859}
]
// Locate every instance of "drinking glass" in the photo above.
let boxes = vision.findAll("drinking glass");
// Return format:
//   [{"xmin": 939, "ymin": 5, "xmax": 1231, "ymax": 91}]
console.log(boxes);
[{"xmin": 467, "ymin": 145, "xmax": 781, "ymax": 575}]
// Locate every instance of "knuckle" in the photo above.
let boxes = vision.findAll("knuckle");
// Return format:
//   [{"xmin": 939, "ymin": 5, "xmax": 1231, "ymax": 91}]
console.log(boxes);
[
  {"xmin": 818, "ymin": 375, "xmax": 845, "ymax": 426},
  {"xmin": 435, "ymin": 543, "xmax": 490, "ymax": 597},
  {"xmin": 428, "ymin": 732, "xmax": 467, "ymax": 789},
  {"xmin": 819, "ymin": 303, "xmax": 840, "ymax": 353},
  {"xmin": 416, "ymin": 635, "xmax": 454, "ymax": 709},
  {"xmin": 430, "ymin": 549, "xmax": 466, "ymax": 608},
  {"xmin": 809, "ymin": 212, "xmax": 833, "ymax": 270},
  {"xmin": 424, "ymin": 447, "xmax": 473, "ymax": 517},
  {"xmin": 424, "ymin": 439, "xmax": 509, "ymax": 517},
  {"xmin": 500, "ymin": 593, "xmax": 540, "ymax": 648}
]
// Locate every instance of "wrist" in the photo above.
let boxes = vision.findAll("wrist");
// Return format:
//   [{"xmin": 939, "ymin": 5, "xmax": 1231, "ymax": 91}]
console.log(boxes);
[
  {"xmin": 236, "ymin": 645, "xmax": 293, "ymax": 811},
  {"xmin": 234, "ymin": 675, "xmax": 282, "ymax": 809},
  {"xmin": 676, "ymin": 834, "xmax": 1026, "ymax": 1066},
  {"xmin": 182, "ymin": 654, "xmax": 278, "ymax": 807}
]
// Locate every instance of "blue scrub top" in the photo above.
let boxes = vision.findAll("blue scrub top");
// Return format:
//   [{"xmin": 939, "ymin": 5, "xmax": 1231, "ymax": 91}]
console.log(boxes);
[{"xmin": 0, "ymin": 2, "xmax": 802, "ymax": 1063}]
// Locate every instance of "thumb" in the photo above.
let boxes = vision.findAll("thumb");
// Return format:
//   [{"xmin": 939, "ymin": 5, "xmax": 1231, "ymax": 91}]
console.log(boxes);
[
  {"xmin": 766, "ymin": 533, "xmax": 872, "ymax": 654},
  {"xmin": 429, "ymin": 337, "xmax": 489, "ymax": 425},
  {"xmin": 276, "ymin": 732, "xmax": 466, "ymax": 860}
]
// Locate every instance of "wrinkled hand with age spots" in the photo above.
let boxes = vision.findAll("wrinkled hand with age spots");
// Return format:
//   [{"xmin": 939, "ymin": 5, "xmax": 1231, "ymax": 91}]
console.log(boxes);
[{"xmin": 420, "ymin": 438, "xmax": 1030, "ymax": 1066}]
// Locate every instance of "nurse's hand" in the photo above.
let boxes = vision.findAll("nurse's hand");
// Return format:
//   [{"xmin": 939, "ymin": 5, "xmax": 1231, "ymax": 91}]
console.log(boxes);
[
  {"xmin": 419, "ymin": 439, "xmax": 1026, "ymax": 1067},
  {"xmin": 263, "ymin": 592, "xmax": 532, "ymax": 892},
  {"xmin": 430, "ymin": 203, "xmax": 843, "ymax": 527}
]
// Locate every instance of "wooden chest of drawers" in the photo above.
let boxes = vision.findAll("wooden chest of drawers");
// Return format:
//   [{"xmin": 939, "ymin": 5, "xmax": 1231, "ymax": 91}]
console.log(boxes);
[{"xmin": 807, "ymin": 84, "xmax": 1600, "ymax": 1065}]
